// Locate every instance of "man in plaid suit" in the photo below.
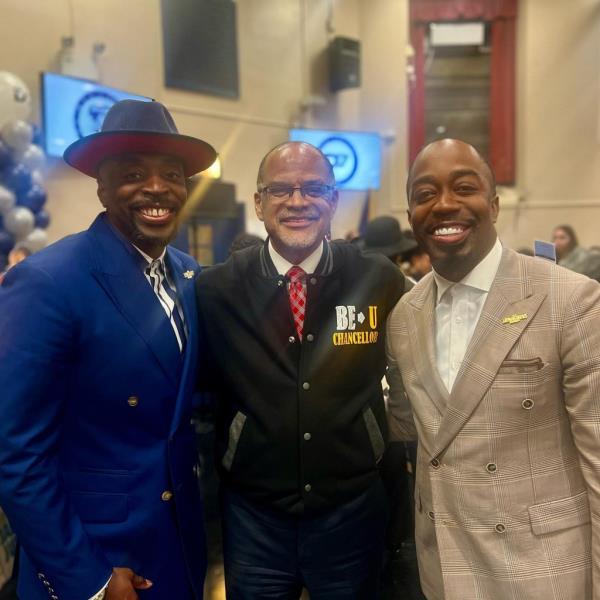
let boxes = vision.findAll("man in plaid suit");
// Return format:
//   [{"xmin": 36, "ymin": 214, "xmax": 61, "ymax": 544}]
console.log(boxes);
[{"xmin": 386, "ymin": 138, "xmax": 600, "ymax": 599}]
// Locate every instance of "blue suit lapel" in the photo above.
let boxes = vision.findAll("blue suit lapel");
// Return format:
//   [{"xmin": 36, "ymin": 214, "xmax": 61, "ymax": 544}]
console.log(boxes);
[
  {"xmin": 88, "ymin": 215, "xmax": 182, "ymax": 390},
  {"xmin": 166, "ymin": 248, "xmax": 199, "ymax": 433}
]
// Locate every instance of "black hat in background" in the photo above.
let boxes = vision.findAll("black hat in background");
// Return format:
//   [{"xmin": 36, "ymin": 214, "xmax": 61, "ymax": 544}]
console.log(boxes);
[{"xmin": 359, "ymin": 215, "xmax": 418, "ymax": 258}]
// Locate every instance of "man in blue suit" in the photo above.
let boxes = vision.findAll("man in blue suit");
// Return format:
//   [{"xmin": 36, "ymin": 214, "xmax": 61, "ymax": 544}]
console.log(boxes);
[{"xmin": 0, "ymin": 100, "xmax": 216, "ymax": 600}]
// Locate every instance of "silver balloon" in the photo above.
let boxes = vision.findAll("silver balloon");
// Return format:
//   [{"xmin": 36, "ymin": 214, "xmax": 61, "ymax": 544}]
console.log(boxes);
[
  {"xmin": 19, "ymin": 227, "xmax": 48, "ymax": 253},
  {"xmin": 18, "ymin": 144, "xmax": 45, "ymax": 171},
  {"xmin": 4, "ymin": 206, "xmax": 34, "ymax": 239},
  {"xmin": 0, "ymin": 185, "xmax": 16, "ymax": 214},
  {"xmin": 0, "ymin": 72, "xmax": 31, "ymax": 130},
  {"xmin": 1, "ymin": 120, "xmax": 33, "ymax": 153},
  {"xmin": 31, "ymin": 169, "xmax": 45, "ymax": 187}
]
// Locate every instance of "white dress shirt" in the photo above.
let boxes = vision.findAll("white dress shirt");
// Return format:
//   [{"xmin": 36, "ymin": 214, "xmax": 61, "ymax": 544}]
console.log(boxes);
[
  {"xmin": 135, "ymin": 246, "xmax": 187, "ymax": 351},
  {"xmin": 268, "ymin": 240, "xmax": 324, "ymax": 278},
  {"xmin": 433, "ymin": 238, "xmax": 503, "ymax": 392}
]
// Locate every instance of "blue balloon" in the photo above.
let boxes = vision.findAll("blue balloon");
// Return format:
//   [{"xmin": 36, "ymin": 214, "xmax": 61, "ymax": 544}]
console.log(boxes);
[
  {"xmin": 2, "ymin": 163, "xmax": 32, "ymax": 194},
  {"xmin": 0, "ymin": 140, "xmax": 13, "ymax": 169},
  {"xmin": 31, "ymin": 123, "xmax": 43, "ymax": 146},
  {"xmin": 17, "ymin": 184, "xmax": 46, "ymax": 213},
  {"xmin": 0, "ymin": 229, "xmax": 15, "ymax": 255},
  {"xmin": 34, "ymin": 209, "xmax": 50, "ymax": 229}
]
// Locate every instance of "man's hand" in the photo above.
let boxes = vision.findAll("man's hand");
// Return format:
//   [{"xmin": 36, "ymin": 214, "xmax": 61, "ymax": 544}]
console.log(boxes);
[{"xmin": 105, "ymin": 567, "xmax": 153, "ymax": 600}]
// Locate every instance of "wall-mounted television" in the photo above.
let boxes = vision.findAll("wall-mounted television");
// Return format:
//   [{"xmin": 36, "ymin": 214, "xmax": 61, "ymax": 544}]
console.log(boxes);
[
  {"xmin": 289, "ymin": 128, "xmax": 381, "ymax": 191},
  {"xmin": 40, "ymin": 72, "xmax": 151, "ymax": 159}
]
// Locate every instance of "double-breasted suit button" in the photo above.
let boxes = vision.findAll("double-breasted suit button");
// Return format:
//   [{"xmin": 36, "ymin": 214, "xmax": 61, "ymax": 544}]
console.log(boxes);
[
  {"xmin": 522, "ymin": 398, "xmax": 534, "ymax": 410},
  {"xmin": 306, "ymin": 333, "xmax": 314, "ymax": 342},
  {"xmin": 37, "ymin": 573, "xmax": 45, "ymax": 580},
  {"xmin": 310, "ymin": 277, "xmax": 317, "ymax": 285},
  {"xmin": 127, "ymin": 396, "xmax": 139, "ymax": 407},
  {"xmin": 428, "ymin": 511, "xmax": 435, "ymax": 520},
  {"xmin": 486, "ymin": 463, "xmax": 497, "ymax": 473},
  {"xmin": 304, "ymin": 483, "xmax": 312, "ymax": 492},
  {"xmin": 431, "ymin": 458, "xmax": 440, "ymax": 469},
  {"xmin": 277, "ymin": 279, "xmax": 284, "ymax": 287},
  {"xmin": 161, "ymin": 490, "xmax": 173, "ymax": 501},
  {"xmin": 303, "ymin": 432, "xmax": 312, "ymax": 441},
  {"xmin": 302, "ymin": 382, "xmax": 310, "ymax": 390},
  {"xmin": 495, "ymin": 523, "xmax": 506, "ymax": 533},
  {"xmin": 288, "ymin": 336, "xmax": 296, "ymax": 344}
]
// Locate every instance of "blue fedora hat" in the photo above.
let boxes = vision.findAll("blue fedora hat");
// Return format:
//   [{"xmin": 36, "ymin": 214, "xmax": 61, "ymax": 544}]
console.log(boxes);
[{"xmin": 63, "ymin": 99, "xmax": 217, "ymax": 177}]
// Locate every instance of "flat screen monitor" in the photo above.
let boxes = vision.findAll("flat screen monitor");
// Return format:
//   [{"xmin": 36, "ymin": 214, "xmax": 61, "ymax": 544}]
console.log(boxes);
[
  {"xmin": 289, "ymin": 128, "xmax": 381, "ymax": 190},
  {"xmin": 41, "ymin": 72, "xmax": 151, "ymax": 159}
]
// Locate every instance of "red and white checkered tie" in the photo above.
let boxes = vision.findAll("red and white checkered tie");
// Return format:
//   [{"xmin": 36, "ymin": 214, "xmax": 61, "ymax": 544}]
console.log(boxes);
[{"xmin": 287, "ymin": 265, "xmax": 306, "ymax": 340}]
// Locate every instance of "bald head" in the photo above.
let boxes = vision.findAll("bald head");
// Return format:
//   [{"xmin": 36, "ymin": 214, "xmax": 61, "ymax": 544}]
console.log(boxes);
[
  {"xmin": 407, "ymin": 139, "xmax": 496, "ymax": 201},
  {"xmin": 257, "ymin": 141, "xmax": 335, "ymax": 189}
]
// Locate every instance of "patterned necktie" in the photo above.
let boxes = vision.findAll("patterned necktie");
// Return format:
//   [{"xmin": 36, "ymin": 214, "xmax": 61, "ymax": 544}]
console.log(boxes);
[
  {"xmin": 287, "ymin": 265, "xmax": 307, "ymax": 340},
  {"xmin": 146, "ymin": 260, "xmax": 187, "ymax": 352}
]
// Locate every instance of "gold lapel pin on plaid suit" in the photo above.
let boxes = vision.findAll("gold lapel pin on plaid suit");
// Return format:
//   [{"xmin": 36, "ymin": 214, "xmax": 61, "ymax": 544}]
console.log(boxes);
[
  {"xmin": 502, "ymin": 313, "xmax": 528, "ymax": 325},
  {"xmin": 183, "ymin": 270, "xmax": 194, "ymax": 279}
]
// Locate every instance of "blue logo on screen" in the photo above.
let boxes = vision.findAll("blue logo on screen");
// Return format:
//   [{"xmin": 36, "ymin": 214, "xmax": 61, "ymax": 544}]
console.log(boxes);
[
  {"xmin": 319, "ymin": 137, "xmax": 358, "ymax": 185},
  {"xmin": 74, "ymin": 91, "xmax": 118, "ymax": 138}
]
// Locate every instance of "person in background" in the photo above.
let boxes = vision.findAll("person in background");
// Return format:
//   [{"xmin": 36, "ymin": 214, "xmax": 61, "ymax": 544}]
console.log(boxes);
[
  {"xmin": 387, "ymin": 138, "xmax": 600, "ymax": 599},
  {"xmin": 0, "ymin": 100, "xmax": 216, "ymax": 600},
  {"xmin": 358, "ymin": 215, "xmax": 418, "ymax": 266},
  {"xmin": 401, "ymin": 232, "xmax": 432, "ymax": 282},
  {"xmin": 228, "ymin": 232, "xmax": 263, "ymax": 255},
  {"xmin": 552, "ymin": 224, "xmax": 600, "ymax": 281},
  {"xmin": 358, "ymin": 215, "xmax": 424, "ymax": 596},
  {"xmin": 196, "ymin": 141, "xmax": 410, "ymax": 599}
]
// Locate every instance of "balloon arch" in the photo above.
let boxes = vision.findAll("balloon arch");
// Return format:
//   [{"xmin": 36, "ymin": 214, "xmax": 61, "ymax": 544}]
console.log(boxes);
[{"xmin": 0, "ymin": 71, "xmax": 50, "ymax": 269}]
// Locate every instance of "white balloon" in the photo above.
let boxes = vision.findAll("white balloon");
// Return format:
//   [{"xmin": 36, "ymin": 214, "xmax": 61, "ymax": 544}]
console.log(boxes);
[
  {"xmin": 4, "ymin": 206, "xmax": 34, "ymax": 239},
  {"xmin": 31, "ymin": 169, "xmax": 45, "ymax": 187},
  {"xmin": 0, "ymin": 185, "xmax": 16, "ymax": 214},
  {"xmin": 1, "ymin": 120, "xmax": 33, "ymax": 152},
  {"xmin": 18, "ymin": 144, "xmax": 45, "ymax": 171},
  {"xmin": 19, "ymin": 227, "xmax": 48, "ymax": 253},
  {"xmin": 0, "ymin": 72, "xmax": 31, "ymax": 130}
]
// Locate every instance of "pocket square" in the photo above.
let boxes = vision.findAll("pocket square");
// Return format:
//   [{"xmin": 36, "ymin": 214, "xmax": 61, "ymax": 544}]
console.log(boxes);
[{"xmin": 497, "ymin": 357, "xmax": 544, "ymax": 374}]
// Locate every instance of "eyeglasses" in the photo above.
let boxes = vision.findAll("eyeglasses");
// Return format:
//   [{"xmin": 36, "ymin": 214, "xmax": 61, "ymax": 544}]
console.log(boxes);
[{"xmin": 259, "ymin": 183, "xmax": 335, "ymax": 200}]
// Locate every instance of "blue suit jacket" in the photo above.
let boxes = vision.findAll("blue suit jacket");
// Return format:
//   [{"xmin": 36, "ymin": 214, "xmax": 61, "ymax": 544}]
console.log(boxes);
[{"xmin": 0, "ymin": 214, "xmax": 206, "ymax": 599}]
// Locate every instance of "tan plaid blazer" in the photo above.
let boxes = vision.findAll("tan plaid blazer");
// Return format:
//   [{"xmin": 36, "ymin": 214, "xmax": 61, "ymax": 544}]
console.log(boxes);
[{"xmin": 386, "ymin": 248, "xmax": 600, "ymax": 600}]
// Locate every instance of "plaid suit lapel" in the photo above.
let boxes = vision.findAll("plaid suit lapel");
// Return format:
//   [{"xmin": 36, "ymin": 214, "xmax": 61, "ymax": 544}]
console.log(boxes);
[
  {"xmin": 405, "ymin": 274, "xmax": 450, "ymax": 414},
  {"xmin": 431, "ymin": 249, "xmax": 547, "ymax": 458}
]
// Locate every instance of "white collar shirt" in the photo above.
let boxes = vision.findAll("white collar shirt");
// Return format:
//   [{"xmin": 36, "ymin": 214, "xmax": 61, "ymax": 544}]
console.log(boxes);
[
  {"xmin": 134, "ymin": 245, "xmax": 187, "ymax": 351},
  {"xmin": 433, "ymin": 238, "xmax": 503, "ymax": 392},
  {"xmin": 268, "ymin": 240, "xmax": 324, "ymax": 278}
]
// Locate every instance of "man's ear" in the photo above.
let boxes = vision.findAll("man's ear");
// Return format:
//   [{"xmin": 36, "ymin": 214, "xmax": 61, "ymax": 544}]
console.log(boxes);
[
  {"xmin": 329, "ymin": 190, "xmax": 339, "ymax": 216},
  {"xmin": 97, "ymin": 177, "xmax": 107, "ymax": 207},
  {"xmin": 491, "ymin": 195, "xmax": 499, "ymax": 223},
  {"xmin": 254, "ymin": 191, "xmax": 264, "ymax": 222},
  {"xmin": 406, "ymin": 207, "xmax": 412, "ymax": 229}
]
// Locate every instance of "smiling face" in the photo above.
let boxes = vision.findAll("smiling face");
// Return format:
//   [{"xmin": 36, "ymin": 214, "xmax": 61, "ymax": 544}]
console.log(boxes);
[
  {"xmin": 97, "ymin": 153, "xmax": 187, "ymax": 258},
  {"xmin": 407, "ymin": 139, "xmax": 499, "ymax": 282},
  {"xmin": 254, "ymin": 142, "xmax": 338, "ymax": 265}
]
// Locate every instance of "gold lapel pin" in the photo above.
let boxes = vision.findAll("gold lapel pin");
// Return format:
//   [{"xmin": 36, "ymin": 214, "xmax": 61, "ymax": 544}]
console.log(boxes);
[
  {"xmin": 183, "ymin": 270, "xmax": 194, "ymax": 279},
  {"xmin": 502, "ymin": 313, "xmax": 528, "ymax": 325}
]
